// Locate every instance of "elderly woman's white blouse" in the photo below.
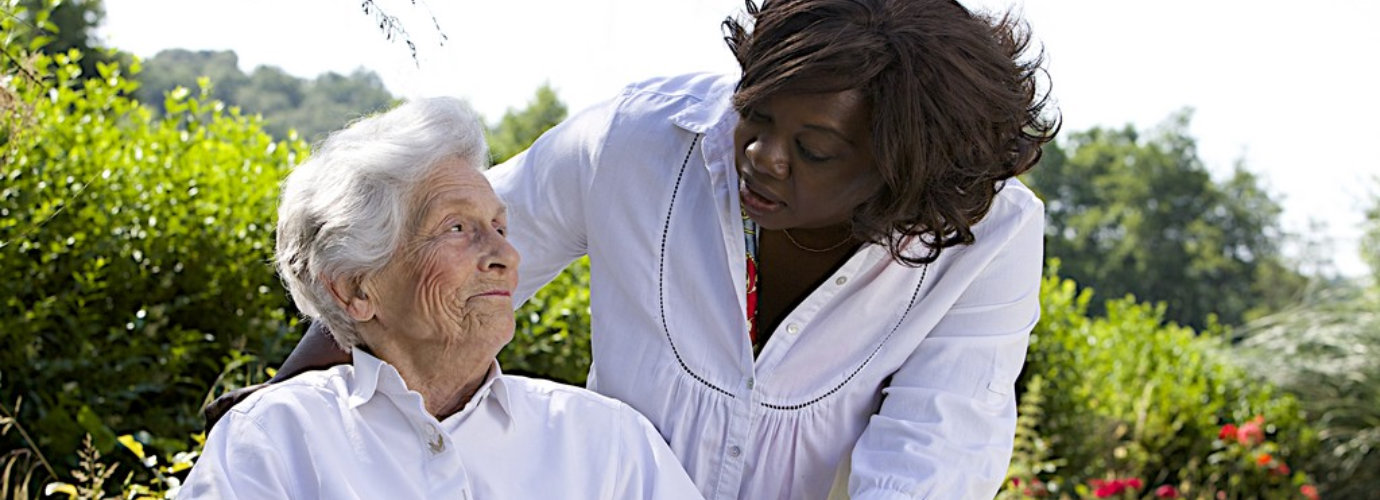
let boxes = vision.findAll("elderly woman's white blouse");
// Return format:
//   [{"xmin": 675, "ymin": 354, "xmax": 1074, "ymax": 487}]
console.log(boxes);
[
  {"xmin": 485, "ymin": 73, "xmax": 1044, "ymax": 500},
  {"xmin": 181, "ymin": 349, "xmax": 701, "ymax": 499}
]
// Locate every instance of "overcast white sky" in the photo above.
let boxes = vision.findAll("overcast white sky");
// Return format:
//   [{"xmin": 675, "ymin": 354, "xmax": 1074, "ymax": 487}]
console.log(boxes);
[{"xmin": 99, "ymin": 0, "xmax": 1378, "ymax": 276}]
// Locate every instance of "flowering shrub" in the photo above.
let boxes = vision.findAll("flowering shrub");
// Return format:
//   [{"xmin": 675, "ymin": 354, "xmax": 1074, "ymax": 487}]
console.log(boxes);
[{"xmin": 1001, "ymin": 268, "xmax": 1320, "ymax": 499}]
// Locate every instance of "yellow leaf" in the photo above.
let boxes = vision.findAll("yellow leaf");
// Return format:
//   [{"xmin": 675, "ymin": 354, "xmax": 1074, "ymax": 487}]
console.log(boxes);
[
  {"xmin": 118, "ymin": 434, "xmax": 146, "ymax": 459},
  {"xmin": 43, "ymin": 482, "xmax": 77, "ymax": 498}
]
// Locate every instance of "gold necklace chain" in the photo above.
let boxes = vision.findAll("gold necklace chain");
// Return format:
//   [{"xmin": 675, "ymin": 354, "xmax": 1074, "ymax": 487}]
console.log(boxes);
[{"xmin": 781, "ymin": 228, "xmax": 854, "ymax": 253}]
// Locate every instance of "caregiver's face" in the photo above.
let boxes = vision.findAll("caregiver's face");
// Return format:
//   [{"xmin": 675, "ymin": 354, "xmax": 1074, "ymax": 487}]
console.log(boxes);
[
  {"xmin": 733, "ymin": 89, "xmax": 883, "ymax": 230},
  {"xmin": 367, "ymin": 158, "xmax": 520, "ymax": 354}
]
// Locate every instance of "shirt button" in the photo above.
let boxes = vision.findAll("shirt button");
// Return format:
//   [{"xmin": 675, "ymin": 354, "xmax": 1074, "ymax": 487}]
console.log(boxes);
[
  {"xmin": 728, "ymin": 446, "xmax": 742, "ymax": 458},
  {"xmin": 835, "ymin": 276, "xmax": 848, "ymax": 286},
  {"xmin": 747, "ymin": 378, "xmax": 755, "ymax": 390},
  {"xmin": 786, "ymin": 323, "xmax": 800, "ymax": 335},
  {"xmin": 427, "ymin": 425, "xmax": 445, "ymax": 454}
]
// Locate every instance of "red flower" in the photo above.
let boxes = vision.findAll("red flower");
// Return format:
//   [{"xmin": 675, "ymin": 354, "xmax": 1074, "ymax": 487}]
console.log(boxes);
[
  {"xmin": 1089, "ymin": 479, "xmax": 1118, "ymax": 498},
  {"xmin": 1256, "ymin": 452, "xmax": 1274, "ymax": 466},
  {"xmin": 1219, "ymin": 423, "xmax": 1239, "ymax": 440},
  {"xmin": 1089, "ymin": 478, "xmax": 1140, "ymax": 498},
  {"xmin": 1272, "ymin": 463, "xmax": 1291, "ymax": 476},
  {"xmin": 1155, "ymin": 485, "xmax": 1180, "ymax": 498},
  {"xmin": 1300, "ymin": 484, "xmax": 1319, "ymax": 500}
]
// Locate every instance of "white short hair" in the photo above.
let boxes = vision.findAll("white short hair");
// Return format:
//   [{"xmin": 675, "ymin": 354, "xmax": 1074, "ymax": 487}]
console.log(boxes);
[{"xmin": 275, "ymin": 97, "xmax": 489, "ymax": 349}]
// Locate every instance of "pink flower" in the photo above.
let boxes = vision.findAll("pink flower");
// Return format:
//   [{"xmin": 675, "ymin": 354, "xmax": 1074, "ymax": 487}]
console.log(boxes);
[
  {"xmin": 1273, "ymin": 463, "xmax": 1291, "ymax": 476},
  {"xmin": 1127, "ymin": 478, "xmax": 1144, "ymax": 490},
  {"xmin": 1237, "ymin": 416, "xmax": 1265, "ymax": 446},
  {"xmin": 1300, "ymin": 484, "xmax": 1319, "ymax": 500},
  {"xmin": 1155, "ymin": 485, "xmax": 1180, "ymax": 498}
]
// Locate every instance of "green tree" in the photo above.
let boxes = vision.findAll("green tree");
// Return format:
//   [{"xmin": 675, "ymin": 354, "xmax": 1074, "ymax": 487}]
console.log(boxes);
[
  {"xmin": 486, "ymin": 82, "xmax": 567, "ymax": 163},
  {"xmin": 133, "ymin": 49, "xmax": 249, "ymax": 115},
  {"xmin": 1024, "ymin": 109, "xmax": 1304, "ymax": 329},
  {"xmin": 132, "ymin": 50, "xmax": 394, "ymax": 142}
]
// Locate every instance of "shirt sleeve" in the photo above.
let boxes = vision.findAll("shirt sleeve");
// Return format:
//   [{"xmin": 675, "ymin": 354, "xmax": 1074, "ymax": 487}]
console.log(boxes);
[
  {"xmin": 179, "ymin": 412, "xmax": 298, "ymax": 499},
  {"xmin": 483, "ymin": 95, "xmax": 619, "ymax": 305},
  {"xmin": 612, "ymin": 404, "xmax": 706, "ymax": 500},
  {"xmin": 847, "ymin": 197, "xmax": 1044, "ymax": 500}
]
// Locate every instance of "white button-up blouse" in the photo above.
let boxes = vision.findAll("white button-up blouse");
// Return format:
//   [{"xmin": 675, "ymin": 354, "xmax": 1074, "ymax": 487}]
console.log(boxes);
[
  {"xmin": 485, "ymin": 73, "xmax": 1044, "ymax": 500},
  {"xmin": 181, "ymin": 349, "xmax": 702, "ymax": 499}
]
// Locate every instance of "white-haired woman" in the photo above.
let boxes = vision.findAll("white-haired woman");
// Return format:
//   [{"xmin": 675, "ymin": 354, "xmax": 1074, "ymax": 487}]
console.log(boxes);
[{"xmin": 180, "ymin": 97, "xmax": 700, "ymax": 499}]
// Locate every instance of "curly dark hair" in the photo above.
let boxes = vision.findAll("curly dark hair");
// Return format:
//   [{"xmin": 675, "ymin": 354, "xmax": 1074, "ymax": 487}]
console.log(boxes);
[{"xmin": 724, "ymin": 0, "xmax": 1060, "ymax": 265}]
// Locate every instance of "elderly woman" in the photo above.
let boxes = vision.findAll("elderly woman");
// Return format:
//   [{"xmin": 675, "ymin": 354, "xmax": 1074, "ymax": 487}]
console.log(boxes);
[{"xmin": 180, "ymin": 97, "xmax": 700, "ymax": 499}]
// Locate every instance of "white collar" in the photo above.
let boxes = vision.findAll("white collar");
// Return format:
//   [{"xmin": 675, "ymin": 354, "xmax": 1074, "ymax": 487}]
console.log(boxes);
[{"xmin": 347, "ymin": 347, "xmax": 515, "ymax": 428}]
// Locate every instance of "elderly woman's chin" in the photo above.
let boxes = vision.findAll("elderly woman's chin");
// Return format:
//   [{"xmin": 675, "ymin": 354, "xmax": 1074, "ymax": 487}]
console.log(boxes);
[{"xmin": 454, "ymin": 306, "xmax": 516, "ymax": 354}]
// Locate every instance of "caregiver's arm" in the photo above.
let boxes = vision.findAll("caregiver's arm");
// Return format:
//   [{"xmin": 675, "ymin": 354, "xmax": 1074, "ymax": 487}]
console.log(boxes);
[
  {"xmin": 202, "ymin": 322, "xmax": 347, "ymax": 429},
  {"xmin": 271, "ymin": 321, "xmax": 350, "ymax": 382},
  {"xmin": 484, "ymin": 91, "xmax": 618, "ymax": 303},
  {"xmin": 846, "ymin": 189, "xmax": 1044, "ymax": 500}
]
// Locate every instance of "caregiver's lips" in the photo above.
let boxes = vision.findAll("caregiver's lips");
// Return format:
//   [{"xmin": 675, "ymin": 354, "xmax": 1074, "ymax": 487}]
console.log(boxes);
[{"xmin": 740, "ymin": 179, "xmax": 784, "ymax": 216}]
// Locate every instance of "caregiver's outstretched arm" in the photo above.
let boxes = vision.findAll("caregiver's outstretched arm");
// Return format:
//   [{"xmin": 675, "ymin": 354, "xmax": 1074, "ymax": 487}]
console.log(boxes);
[{"xmin": 201, "ymin": 321, "xmax": 349, "ymax": 429}]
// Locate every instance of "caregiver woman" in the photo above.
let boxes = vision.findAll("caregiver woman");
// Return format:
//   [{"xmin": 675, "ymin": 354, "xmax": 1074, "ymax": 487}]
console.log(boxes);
[{"xmin": 237, "ymin": 0, "xmax": 1059, "ymax": 498}]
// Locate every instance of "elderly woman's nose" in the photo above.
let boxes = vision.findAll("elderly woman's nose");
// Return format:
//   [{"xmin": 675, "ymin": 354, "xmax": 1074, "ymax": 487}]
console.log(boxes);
[
  {"xmin": 479, "ymin": 228, "xmax": 520, "ymax": 272},
  {"xmin": 745, "ymin": 136, "xmax": 790, "ymax": 180}
]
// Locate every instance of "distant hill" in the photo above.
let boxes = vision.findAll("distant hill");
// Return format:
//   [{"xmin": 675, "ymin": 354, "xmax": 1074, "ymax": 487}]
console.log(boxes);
[{"xmin": 133, "ymin": 49, "xmax": 396, "ymax": 143}]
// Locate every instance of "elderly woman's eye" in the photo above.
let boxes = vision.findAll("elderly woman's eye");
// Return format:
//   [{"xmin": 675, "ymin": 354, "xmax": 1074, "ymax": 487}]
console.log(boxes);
[{"xmin": 449, "ymin": 223, "xmax": 464, "ymax": 233}]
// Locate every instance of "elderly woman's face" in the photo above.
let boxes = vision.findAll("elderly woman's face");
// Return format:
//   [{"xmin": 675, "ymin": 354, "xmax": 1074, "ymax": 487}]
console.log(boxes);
[
  {"xmin": 733, "ymin": 89, "xmax": 882, "ymax": 230},
  {"xmin": 363, "ymin": 159, "xmax": 519, "ymax": 355}
]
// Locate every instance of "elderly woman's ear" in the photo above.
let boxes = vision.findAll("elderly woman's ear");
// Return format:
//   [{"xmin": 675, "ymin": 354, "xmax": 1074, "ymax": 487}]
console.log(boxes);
[{"xmin": 326, "ymin": 276, "xmax": 377, "ymax": 322}]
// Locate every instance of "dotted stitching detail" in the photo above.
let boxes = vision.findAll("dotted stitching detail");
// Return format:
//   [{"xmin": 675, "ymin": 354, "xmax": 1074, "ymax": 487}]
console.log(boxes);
[
  {"xmin": 658, "ymin": 134, "xmax": 734, "ymax": 399},
  {"xmin": 760, "ymin": 263, "xmax": 929, "ymax": 410}
]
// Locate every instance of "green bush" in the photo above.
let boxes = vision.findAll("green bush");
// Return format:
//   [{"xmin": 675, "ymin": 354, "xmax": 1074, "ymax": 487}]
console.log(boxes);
[
  {"xmin": 500, "ymin": 258, "xmax": 593, "ymax": 385},
  {"xmin": 1005, "ymin": 263, "xmax": 1319, "ymax": 498},
  {"xmin": 0, "ymin": 49, "xmax": 307, "ymax": 468}
]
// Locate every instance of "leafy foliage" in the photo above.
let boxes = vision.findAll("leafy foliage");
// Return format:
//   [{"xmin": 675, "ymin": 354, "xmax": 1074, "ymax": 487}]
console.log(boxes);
[
  {"xmin": 1024, "ymin": 110, "xmax": 1306, "ymax": 329},
  {"xmin": 6, "ymin": 0, "xmax": 122, "ymax": 84},
  {"xmin": 0, "ymin": 47, "xmax": 307, "ymax": 474},
  {"xmin": 1005, "ymin": 264, "xmax": 1319, "ymax": 498}
]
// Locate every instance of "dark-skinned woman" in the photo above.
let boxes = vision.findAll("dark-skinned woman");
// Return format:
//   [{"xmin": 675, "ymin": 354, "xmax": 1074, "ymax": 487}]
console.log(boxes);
[{"xmin": 221, "ymin": 1, "xmax": 1060, "ymax": 498}]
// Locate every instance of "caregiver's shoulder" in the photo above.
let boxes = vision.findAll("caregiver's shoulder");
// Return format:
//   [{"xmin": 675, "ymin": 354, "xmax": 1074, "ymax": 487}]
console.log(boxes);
[{"xmin": 616, "ymin": 72, "xmax": 737, "ymax": 104}]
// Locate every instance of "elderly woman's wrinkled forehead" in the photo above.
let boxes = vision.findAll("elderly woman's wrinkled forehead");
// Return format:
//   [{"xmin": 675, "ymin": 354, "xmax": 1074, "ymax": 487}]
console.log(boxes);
[{"xmin": 405, "ymin": 158, "xmax": 507, "ymax": 230}]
